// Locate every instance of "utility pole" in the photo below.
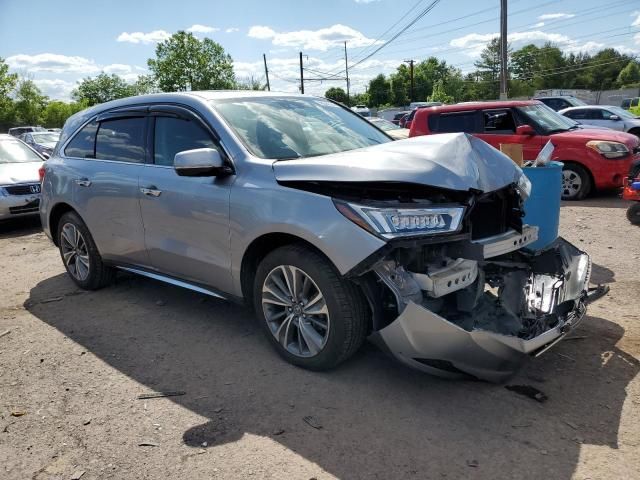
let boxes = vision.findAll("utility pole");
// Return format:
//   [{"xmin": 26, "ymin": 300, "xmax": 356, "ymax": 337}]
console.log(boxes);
[
  {"xmin": 263, "ymin": 54, "xmax": 270, "ymax": 91},
  {"xmin": 299, "ymin": 51, "xmax": 305, "ymax": 94},
  {"xmin": 404, "ymin": 60, "xmax": 415, "ymax": 103},
  {"xmin": 499, "ymin": 0, "xmax": 508, "ymax": 100},
  {"xmin": 344, "ymin": 41, "xmax": 350, "ymax": 105}
]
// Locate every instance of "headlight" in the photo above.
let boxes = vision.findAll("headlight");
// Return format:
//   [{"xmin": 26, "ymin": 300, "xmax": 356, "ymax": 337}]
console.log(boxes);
[
  {"xmin": 334, "ymin": 200, "xmax": 465, "ymax": 239},
  {"xmin": 0, "ymin": 187, "xmax": 7, "ymax": 197},
  {"xmin": 516, "ymin": 174, "xmax": 532, "ymax": 201},
  {"xmin": 586, "ymin": 140, "xmax": 629, "ymax": 159}
]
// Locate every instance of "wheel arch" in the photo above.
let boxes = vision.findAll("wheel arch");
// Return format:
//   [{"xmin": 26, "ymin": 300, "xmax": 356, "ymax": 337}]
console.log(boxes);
[
  {"xmin": 48, "ymin": 202, "xmax": 79, "ymax": 246},
  {"xmin": 627, "ymin": 127, "xmax": 640, "ymax": 138},
  {"xmin": 240, "ymin": 232, "xmax": 335, "ymax": 304}
]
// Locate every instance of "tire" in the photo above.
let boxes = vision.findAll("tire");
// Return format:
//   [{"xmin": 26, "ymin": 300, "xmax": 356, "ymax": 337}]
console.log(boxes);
[
  {"xmin": 627, "ymin": 203, "xmax": 640, "ymax": 226},
  {"xmin": 253, "ymin": 244, "xmax": 368, "ymax": 371},
  {"xmin": 561, "ymin": 163, "xmax": 592, "ymax": 200},
  {"xmin": 57, "ymin": 211, "xmax": 115, "ymax": 290}
]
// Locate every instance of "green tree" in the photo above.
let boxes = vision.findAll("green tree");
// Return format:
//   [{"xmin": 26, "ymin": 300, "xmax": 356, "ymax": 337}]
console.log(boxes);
[
  {"xmin": 131, "ymin": 74, "xmax": 157, "ymax": 95},
  {"xmin": 324, "ymin": 87, "xmax": 348, "ymax": 104},
  {"xmin": 148, "ymin": 31, "xmax": 235, "ymax": 91},
  {"xmin": 14, "ymin": 79, "xmax": 48, "ymax": 125},
  {"xmin": 367, "ymin": 74, "xmax": 390, "ymax": 107},
  {"xmin": 41, "ymin": 101, "xmax": 71, "ymax": 128},
  {"xmin": 0, "ymin": 57, "xmax": 18, "ymax": 129},
  {"xmin": 473, "ymin": 37, "xmax": 506, "ymax": 100},
  {"xmin": 235, "ymin": 76, "xmax": 266, "ymax": 90},
  {"xmin": 617, "ymin": 61, "xmax": 640, "ymax": 87},
  {"xmin": 72, "ymin": 73, "xmax": 135, "ymax": 106},
  {"xmin": 350, "ymin": 92, "xmax": 369, "ymax": 106},
  {"xmin": 428, "ymin": 79, "xmax": 454, "ymax": 103},
  {"xmin": 390, "ymin": 77, "xmax": 408, "ymax": 106}
]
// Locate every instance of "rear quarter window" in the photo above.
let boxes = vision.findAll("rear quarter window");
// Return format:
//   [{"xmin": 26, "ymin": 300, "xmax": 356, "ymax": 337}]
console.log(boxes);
[
  {"xmin": 428, "ymin": 112, "xmax": 479, "ymax": 134},
  {"xmin": 64, "ymin": 121, "xmax": 98, "ymax": 158}
]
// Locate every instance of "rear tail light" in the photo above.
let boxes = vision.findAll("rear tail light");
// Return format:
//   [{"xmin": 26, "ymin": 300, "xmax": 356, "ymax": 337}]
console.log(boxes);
[{"xmin": 38, "ymin": 166, "xmax": 46, "ymax": 183}]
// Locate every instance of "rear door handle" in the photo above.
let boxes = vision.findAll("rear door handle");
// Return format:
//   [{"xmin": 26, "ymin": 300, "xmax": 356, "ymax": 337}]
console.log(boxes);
[
  {"xmin": 140, "ymin": 186, "xmax": 162, "ymax": 197},
  {"xmin": 75, "ymin": 178, "xmax": 91, "ymax": 187}
]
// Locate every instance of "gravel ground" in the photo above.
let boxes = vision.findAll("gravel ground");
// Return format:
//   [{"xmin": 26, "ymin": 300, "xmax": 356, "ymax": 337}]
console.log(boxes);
[{"xmin": 1, "ymin": 194, "xmax": 639, "ymax": 480}]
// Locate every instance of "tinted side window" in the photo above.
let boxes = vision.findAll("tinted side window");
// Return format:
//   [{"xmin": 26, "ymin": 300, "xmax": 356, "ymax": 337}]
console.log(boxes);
[
  {"xmin": 153, "ymin": 117, "xmax": 216, "ymax": 166},
  {"xmin": 95, "ymin": 117, "xmax": 145, "ymax": 163},
  {"xmin": 632, "ymin": 98, "xmax": 639, "ymax": 107},
  {"xmin": 564, "ymin": 109, "xmax": 586, "ymax": 120},
  {"xmin": 64, "ymin": 121, "xmax": 98, "ymax": 158},
  {"xmin": 482, "ymin": 109, "xmax": 515, "ymax": 133},
  {"xmin": 584, "ymin": 109, "xmax": 604, "ymax": 120},
  {"xmin": 430, "ymin": 112, "xmax": 478, "ymax": 133}
]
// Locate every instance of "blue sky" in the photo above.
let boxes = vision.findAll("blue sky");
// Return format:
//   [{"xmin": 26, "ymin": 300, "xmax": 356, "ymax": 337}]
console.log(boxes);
[{"xmin": 1, "ymin": 0, "xmax": 639, "ymax": 100}]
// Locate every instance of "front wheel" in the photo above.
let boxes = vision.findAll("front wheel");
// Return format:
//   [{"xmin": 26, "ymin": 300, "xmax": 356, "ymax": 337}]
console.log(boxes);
[
  {"xmin": 57, "ymin": 211, "xmax": 115, "ymax": 290},
  {"xmin": 253, "ymin": 244, "xmax": 368, "ymax": 370},
  {"xmin": 561, "ymin": 164, "xmax": 592, "ymax": 200},
  {"xmin": 627, "ymin": 203, "xmax": 640, "ymax": 225}
]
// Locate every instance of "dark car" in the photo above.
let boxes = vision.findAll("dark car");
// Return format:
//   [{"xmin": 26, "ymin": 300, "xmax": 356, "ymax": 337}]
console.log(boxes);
[
  {"xmin": 533, "ymin": 96, "xmax": 586, "ymax": 111},
  {"xmin": 19, "ymin": 131, "xmax": 60, "ymax": 158},
  {"xmin": 391, "ymin": 111, "xmax": 410, "ymax": 125},
  {"xmin": 621, "ymin": 97, "xmax": 640, "ymax": 110},
  {"xmin": 8, "ymin": 126, "xmax": 47, "ymax": 137}
]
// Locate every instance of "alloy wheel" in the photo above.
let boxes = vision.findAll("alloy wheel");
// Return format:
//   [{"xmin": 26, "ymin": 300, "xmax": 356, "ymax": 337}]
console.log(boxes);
[
  {"xmin": 261, "ymin": 265, "xmax": 330, "ymax": 358},
  {"xmin": 60, "ymin": 223, "xmax": 90, "ymax": 281},
  {"xmin": 562, "ymin": 169, "xmax": 583, "ymax": 199}
]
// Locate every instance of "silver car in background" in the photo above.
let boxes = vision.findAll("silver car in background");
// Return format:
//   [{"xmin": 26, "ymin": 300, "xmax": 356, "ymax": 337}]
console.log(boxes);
[
  {"xmin": 0, "ymin": 134, "xmax": 44, "ymax": 220},
  {"xmin": 559, "ymin": 105, "xmax": 640, "ymax": 137},
  {"xmin": 40, "ymin": 91, "xmax": 599, "ymax": 382}
]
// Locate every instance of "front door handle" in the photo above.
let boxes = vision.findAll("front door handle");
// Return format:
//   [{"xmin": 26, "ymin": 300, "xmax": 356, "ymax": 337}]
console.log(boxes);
[
  {"xmin": 140, "ymin": 186, "xmax": 162, "ymax": 197},
  {"xmin": 75, "ymin": 178, "xmax": 91, "ymax": 187}
]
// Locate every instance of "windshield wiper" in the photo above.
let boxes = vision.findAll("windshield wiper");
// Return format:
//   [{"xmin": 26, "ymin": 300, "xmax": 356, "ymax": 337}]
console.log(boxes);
[{"xmin": 546, "ymin": 128, "xmax": 569, "ymax": 134}]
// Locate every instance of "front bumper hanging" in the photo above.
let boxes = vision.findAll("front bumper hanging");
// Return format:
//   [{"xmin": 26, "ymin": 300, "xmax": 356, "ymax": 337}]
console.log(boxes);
[{"xmin": 371, "ymin": 236, "xmax": 604, "ymax": 383}]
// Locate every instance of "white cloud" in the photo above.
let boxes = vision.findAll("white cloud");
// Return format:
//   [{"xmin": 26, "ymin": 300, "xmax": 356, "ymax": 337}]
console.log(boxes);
[
  {"xmin": 451, "ymin": 30, "xmax": 571, "ymax": 57},
  {"xmin": 635, "ymin": 32, "xmax": 640, "ymax": 46},
  {"xmin": 538, "ymin": 13, "xmax": 575, "ymax": 20},
  {"xmin": 225, "ymin": 27, "xmax": 239, "ymax": 33},
  {"xmin": 632, "ymin": 13, "xmax": 640, "ymax": 27},
  {"xmin": 248, "ymin": 25, "xmax": 277, "ymax": 39},
  {"xmin": 102, "ymin": 64, "xmax": 133, "ymax": 75},
  {"xmin": 533, "ymin": 22, "xmax": 545, "ymax": 28},
  {"xmin": 187, "ymin": 24, "xmax": 219, "ymax": 33},
  {"xmin": 248, "ymin": 24, "xmax": 382, "ymax": 52},
  {"xmin": 32, "ymin": 79, "xmax": 75, "ymax": 101},
  {"xmin": 5, "ymin": 53, "xmax": 101, "ymax": 74},
  {"xmin": 117, "ymin": 30, "xmax": 171, "ymax": 44}
]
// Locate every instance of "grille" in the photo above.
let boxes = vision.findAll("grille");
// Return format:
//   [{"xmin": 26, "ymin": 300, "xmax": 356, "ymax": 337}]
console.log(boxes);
[
  {"xmin": 4, "ymin": 184, "xmax": 41, "ymax": 195},
  {"xmin": 469, "ymin": 186, "xmax": 522, "ymax": 240},
  {"xmin": 9, "ymin": 199, "xmax": 40, "ymax": 214}
]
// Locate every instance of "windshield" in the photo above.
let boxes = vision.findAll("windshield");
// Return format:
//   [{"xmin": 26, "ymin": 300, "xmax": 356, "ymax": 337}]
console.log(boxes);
[
  {"xmin": 0, "ymin": 137, "xmax": 43, "ymax": 163},
  {"xmin": 607, "ymin": 106, "xmax": 636, "ymax": 119},
  {"xmin": 31, "ymin": 132, "xmax": 60, "ymax": 143},
  {"xmin": 369, "ymin": 118, "xmax": 401, "ymax": 131},
  {"xmin": 212, "ymin": 96, "xmax": 391, "ymax": 159},
  {"xmin": 517, "ymin": 103, "xmax": 577, "ymax": 134}
]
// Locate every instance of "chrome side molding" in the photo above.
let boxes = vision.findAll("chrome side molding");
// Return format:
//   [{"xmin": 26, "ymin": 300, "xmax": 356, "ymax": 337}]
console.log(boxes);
[{"xmin": 116, "ymin": 266, "xmax": 227, "ymax": 300}]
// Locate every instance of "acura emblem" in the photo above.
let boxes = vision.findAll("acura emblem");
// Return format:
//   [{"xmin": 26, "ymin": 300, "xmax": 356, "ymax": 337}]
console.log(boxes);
[{"xmin": 30, "ymin": 184, "xmax": 41, "ymax": 193}]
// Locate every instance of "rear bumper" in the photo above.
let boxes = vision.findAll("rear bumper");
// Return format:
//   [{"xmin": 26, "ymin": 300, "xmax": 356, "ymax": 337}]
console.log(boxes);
[{"xmin": 371, "ymin": 237, "xmax": 598, "ymax": 383}]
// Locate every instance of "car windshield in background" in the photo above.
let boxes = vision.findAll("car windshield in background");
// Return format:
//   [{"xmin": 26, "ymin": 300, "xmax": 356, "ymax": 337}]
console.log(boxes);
[
  {"xmin": 212, "ymin": 96, "xmax": 391, "ymax": 160},
  {"xmin": 369, "ymin": 117, "xmax": 402, "ymax": 131},
  {"xmin": 31, "ymin": 132, "xmax": 60, "ymax": 143},
  {"xmin": 0, "ymin": 138, "xmax": 43, "ymax": 163},
  {"xmin": 517, "ymin": 103, "xmax": 577, "ymax": 134},
  {"xmin": 607, "ymin": 106, "xmax": 636, "ymax": 119}
]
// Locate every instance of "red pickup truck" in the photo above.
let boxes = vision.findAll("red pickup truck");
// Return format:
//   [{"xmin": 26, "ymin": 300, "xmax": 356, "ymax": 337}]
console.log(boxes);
[{"xmin": 409, "ymin": 100, "xmax": 640, "ymax": 200}]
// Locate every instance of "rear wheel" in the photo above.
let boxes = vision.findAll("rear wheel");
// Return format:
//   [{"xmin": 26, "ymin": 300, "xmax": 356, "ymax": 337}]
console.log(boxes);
[
  {"xmin": 253, "ymin": 244, "xmax": 368, "ymax": 370},
  {"xmin": 627, "ymin": 203, "xmax": 640, "ymax": 225},
  {"xmin": 561, "ymin": 164, "xmax": 591, "ymax": 200},
  {"xmin": 57, "ymin": 211, "xmax": 115, "ymax": 290}
]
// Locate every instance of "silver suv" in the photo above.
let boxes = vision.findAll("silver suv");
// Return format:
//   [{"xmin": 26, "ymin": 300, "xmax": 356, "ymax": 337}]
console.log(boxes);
[{"xmin": 40, "ymin": 91, "xmax": 598, "ymax": 382}]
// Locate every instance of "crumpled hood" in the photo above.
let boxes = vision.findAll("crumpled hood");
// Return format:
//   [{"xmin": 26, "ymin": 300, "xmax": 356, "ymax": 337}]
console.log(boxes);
[
  {"xmin": 273, "ymin": 133, "xmax": 523, "ymax": 193},
  {"xmin": 0, "ymin": 162, "xmax": 43, "ymax": 185}
]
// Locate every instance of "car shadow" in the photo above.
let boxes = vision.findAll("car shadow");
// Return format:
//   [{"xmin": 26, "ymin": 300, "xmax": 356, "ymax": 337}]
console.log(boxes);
[
  {"xmin": 591, "ymin": 262, "xmax": 616, "ymax": 284},
  {"xmin": 25, "ymin": 272, "xmax": 639, "ymax": 479},
  {"xmin": 0, "ymin": 216, "xmax": 42, "ymax": 239},
  {"xmin": 561, "ymin": 192, "xmax": 628, "ymax": 209}
]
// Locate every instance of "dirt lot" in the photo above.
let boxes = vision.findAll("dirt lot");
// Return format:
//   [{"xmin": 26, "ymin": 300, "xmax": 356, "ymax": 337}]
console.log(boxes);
[{"xmin": 1, "ymin": 195, "xmax": 639, "ymax": 480}]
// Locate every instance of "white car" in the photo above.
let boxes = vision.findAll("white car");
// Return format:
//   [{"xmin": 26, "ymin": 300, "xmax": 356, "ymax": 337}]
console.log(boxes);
[
  {"xmin": 351, "ymin": 105, "xmax": 371, "ymax": 117},
  {"xmin": 559, "ymin": 105, "xmax": 640, "ymax": 137},
  {"xmin": 368, "ymin": 117, "xmax": 409, "ymax": 140},
  {"xmin": 0, "ymin": 134, "xmax": 44, "ymax": 220}
]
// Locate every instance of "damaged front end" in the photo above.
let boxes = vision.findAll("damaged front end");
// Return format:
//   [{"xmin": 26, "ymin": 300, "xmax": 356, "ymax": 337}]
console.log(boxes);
[{"xmin": 333, "ymin": 183, "xmax": 599, "ymax": 383}]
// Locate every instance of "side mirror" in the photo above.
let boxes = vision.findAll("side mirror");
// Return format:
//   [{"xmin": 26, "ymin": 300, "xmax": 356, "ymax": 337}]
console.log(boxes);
[
  {"xmin": 516, "ymin": 124, "xmax": 535, "ymax": 136},
  {"xmin": 174, "ymin": 148, "xmax": 232, "ymax": 177},
  {"xmin": 609, "ymin": 115, "xmax": 620, "ymax": 121}
]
